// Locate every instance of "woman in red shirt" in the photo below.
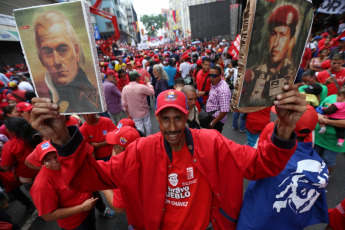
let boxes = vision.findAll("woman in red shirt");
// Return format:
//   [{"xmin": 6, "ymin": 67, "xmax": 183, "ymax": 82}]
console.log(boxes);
[
  {"xmin": 30, "ymin": 141, "xmax": 97, "ymax": 230},
  {"xmin": 0, "ymin": 117, "xmax": 40, "ymax": 189}
]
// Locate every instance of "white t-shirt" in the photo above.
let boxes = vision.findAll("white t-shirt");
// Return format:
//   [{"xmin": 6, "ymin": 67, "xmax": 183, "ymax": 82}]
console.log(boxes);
[{"xmin": 179, "ymin": 62, "xmax": 191, "ymax": 79}]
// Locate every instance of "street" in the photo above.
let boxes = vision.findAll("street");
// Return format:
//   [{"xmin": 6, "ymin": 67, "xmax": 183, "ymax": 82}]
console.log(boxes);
[{"xmin": 4, "ymin": 102, "xmax": 345, "ymax": 230}]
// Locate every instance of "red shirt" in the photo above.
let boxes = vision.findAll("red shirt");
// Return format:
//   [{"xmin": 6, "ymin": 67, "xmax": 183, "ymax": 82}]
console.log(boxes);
[
  {"xmin": 317, "ymin": 68, "xmax": 345, "ymax": 95},
  {"xmin": 1, "ymin": 137, "xmax": 37, "ymax": 178},
  {"xmin": 161, "ymin": 144, "xmax": 212, "ymax": 230},
  {"xmin": 196, "ymin": 70, "xmax": 210, "ymax": 103},
  {"xmin": 300, "ymin": 48, "xmax": 312, "ymax": 69},
  {"xmin": 30, "ymin": 167, "xmax": 92, "ymax": 229},
  {"xmin": 116, "ymin": 75, "xmax": 130, "ymax": 91},
  {"xmin": 80, "ymin": 117, "xmax": 116, "ymax": 159},
  {"xmin": 113, "ymin": 188, "xmax": 125, "ymax": 209},
  {"xmin": 136, "ymin": 68, "xmax": 150, "ymax": 82},
  {"xmin": 246, "ymin": 107, "xmax": 271, "ymax": 133}
]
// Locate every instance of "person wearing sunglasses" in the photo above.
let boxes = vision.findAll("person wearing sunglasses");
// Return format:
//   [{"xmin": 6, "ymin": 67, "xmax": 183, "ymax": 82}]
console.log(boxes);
[{"xmin": 205, "ymin": 66, "xmax": 231, "ymax": 133}]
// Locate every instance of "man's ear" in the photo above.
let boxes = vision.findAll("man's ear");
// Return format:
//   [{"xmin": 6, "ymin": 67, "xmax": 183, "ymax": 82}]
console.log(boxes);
[{"xmin": 74, "ymin": 44, "xmax": 79, "ymax": 62}]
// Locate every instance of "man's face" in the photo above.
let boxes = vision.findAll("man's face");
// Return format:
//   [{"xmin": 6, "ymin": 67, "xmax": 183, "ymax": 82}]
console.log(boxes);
[
  {"xmin": 202, "ymin": 61, "xmax": 211, "ymax": 73},
  {"xmin": 269, "ymin": 26, "xmax": 292, "ymax": 64},
  {"xmin": 185, "ymin": 91, "xmax": 197, "ymax": 110},
  {"xmin": 209, "ymin": 69, "xmax": 221, "ymax": 86},
  {"xmin": 331, "ymin": 59, "xmax": 344, "ymax": 72},
  {"xmin": 108, "ymin": 74, "xmax": 117, "ymax": 84},
  {"xmin": 37, "ymin": 24, "xmax": 79, "ymax": 86},
  {"xmin": 338, "ymin": 41, "xmax": 345, "ymax": 49},
  {"xmin": 156, "ymin": 107, "xmax": 188, "ymax": 148}
]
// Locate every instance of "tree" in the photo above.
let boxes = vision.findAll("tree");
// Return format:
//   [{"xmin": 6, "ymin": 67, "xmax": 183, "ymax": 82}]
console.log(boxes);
[{"xmin": 140, "ymin": 14, "xmax": 167, "ymax": 36}]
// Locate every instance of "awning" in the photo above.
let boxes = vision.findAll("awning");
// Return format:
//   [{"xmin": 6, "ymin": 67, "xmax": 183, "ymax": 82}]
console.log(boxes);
[{"xmin": 0, "ymin": 29, "xmax": 19, "ymax": 41}]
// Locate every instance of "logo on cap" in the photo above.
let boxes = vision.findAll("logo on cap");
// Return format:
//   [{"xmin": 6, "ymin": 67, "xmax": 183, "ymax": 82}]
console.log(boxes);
[
  {"xmin": 120, "ymin": 137, "xmax": 127, "ymax": 145},
  {"xmin": 41, "ymin": 142, "xmax": 50, "ymax": 150},
  {"xmin": 117, "ymin": 123, "xmax": 123, "ymax": 129},
  {"xmin": 102, "ymin": 130, "xmax": 107, "ymax": 135},
  {"xmin": 165, "ymin": 91, "xmax": 177, "ymax": 101}
]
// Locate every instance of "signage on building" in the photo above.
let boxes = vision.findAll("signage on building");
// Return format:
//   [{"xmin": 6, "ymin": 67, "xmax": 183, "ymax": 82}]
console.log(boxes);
[
  {"xmin": 0, "ymin": 30, "xmax": 19, "ymax": 41},
  {"xmin": 0, "ymin": 14, "xmax": 16, "ymax": 27}
]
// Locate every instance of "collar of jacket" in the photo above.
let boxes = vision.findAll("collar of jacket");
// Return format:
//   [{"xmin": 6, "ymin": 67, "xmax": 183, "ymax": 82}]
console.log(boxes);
[{"xmin": 163, "ymin": 127, "xmax": 194, "ymax": 162}]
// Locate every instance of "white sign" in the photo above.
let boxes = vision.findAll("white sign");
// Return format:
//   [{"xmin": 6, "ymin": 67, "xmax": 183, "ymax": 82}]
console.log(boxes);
[
  {"xmin": 0, "ymin": 14, "xmax": 16, "ymax": 27},
  {"xmin": 318, "ymin": 0, "xmax": 345, "ymax": 14}
]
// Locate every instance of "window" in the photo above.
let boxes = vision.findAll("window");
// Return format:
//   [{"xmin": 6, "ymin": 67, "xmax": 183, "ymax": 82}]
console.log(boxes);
[
  {"xmin": 105, "ymin": 22, "xmax": 113, "ymax": 29},
  {"xmin": 103, "ymin": 7, "xmax": 111, "ymax": 13}
]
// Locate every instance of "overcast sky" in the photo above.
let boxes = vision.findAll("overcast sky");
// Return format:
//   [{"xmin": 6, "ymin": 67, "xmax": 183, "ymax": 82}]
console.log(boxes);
[{"xmin": 132, "ymin": 0, "xmax": 169, "ymax": 35}]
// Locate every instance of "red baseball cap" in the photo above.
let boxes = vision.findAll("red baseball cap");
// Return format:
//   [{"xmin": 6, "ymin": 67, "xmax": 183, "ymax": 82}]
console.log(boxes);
[
  {"xmin": 0, "ymin": 81, "xmax": 4, "ymax": 87},
  {"xmin": 33, "ymin": 141, "xmax": 58, "ymax": 163},
  {"xmin": 16, "ymin": 102, "xmax": 33, "ymax": 112},
  {"xmin": 196, "ymin": 59, "xmax": 202, "ymax": 66},
  {"xmin": 135, "ymin": 61, "xmax": 142, "ymax": 67},
  {"xmin": 271, "ymin": 105, "xmax": 318, "ymax": 137},
  {"xmin": 106, "ymin": 70, "xmax": 116, "ymax": 76},
  {"xmin": 155, "ymin": 90, "xmax": 188, "ymax": 115},
  {"xmin": 116, "ymin": 118, "xmax": 136, "ymax": 130},
  {"xmin": 106, "ymin": 126, "xmax": 140, "ymax": 148}
]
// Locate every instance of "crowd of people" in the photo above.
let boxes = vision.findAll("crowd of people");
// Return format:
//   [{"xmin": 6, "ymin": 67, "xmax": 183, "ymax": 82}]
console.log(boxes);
[{"xmin": 0, "ymin": 11, "xmax": 344, "ymax": 230}]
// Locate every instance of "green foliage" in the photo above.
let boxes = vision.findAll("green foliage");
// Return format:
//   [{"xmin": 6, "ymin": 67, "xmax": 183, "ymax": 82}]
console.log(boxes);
[{"xmin": 140, "ymin": 14, "xmax": 167, "ymax": 36}]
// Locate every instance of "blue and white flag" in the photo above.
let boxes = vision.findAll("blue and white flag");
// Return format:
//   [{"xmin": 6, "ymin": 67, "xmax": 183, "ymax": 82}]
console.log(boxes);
[{"xmin": 237, "ymin": 142, "xmax": 329, "ymax": 230}]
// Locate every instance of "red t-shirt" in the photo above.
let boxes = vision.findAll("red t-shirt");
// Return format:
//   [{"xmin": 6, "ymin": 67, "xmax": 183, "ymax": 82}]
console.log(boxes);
[
  {"xmin": 112, "ymin": 188, "xmax": 125, "ymax": 209},
  {"xmin": 161, "ymin": 144, "xmax": 212, "ymax": 230},
  {"xmin": 79, "ymin": 117, "xmax": 116, "ymax": 159},
  {"xmin": 300, "ymin": 48, "xmax": 312, "ymax": 69},
  {"xmin": 196, "ymin": 70, "xmax": 210, "ymax": 103},
  {"xmin": 136, "ymin": 68, "xmax": 150, "ymax": 82},
  {"xmin": 317, "ymin": 68, "xmax": 345, "ymax": 95},
  {"xmin": 30, "ymin": 167, "xmax": 92, "ymax": 229},
  {"xmin": 246, "ymin": 107, "xmax": 271, "ymax": 133},
  {"xmin": 1, "ymin": 137, "xmax": 38, "ymax": 178},
  {"xmin": 0, "ymin": 124, "xmax": 9, "ymax": 139},
  {"xmin": 0, "ymin": 171, "xmax": 21, "ymax": 192},
  {"xmin": 116, "ymin": 75, "xmax": 130, "ymax": 91}
]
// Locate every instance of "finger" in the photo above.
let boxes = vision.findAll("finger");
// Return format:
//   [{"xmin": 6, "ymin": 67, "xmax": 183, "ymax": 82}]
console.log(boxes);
[
  {"xmin": 30, "ymin": 107, "xmax": 60, "ymax": 122},
  {"xmin": 31, "ymin": 114, "xmax": 62, "ymax": 130},
  {"xmin": 275, "ymin": 104, "xmax": 307, "ymax": 113},
  {"xmin": 281, "ymin": 84, "xmax": 299, "ymax": 92},
  {"xmin": 33, "ymin": 102, "xmax": 59, "ymax": 110},
  {"xmin": 276, "ymin": 88, "xmax": 306, "ymax": 101},
  {"xmin": 31, "ymin": 97, "xmax": 52, "ymax": 105},
  {"xmin": 274, "ymin": 95, "xmax": 308, "ymax": 108}
]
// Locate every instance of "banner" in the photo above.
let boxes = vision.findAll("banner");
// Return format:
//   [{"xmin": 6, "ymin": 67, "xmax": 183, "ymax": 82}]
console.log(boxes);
[
  {"xmin": 318, "ymin": 0, "xmax": 345, "ymax": 15},
  {"xmin": 94, "ymin": 25, "xmax": 100, "ymax": 40},
  {"xmin": 141, "ymin": 28, "xmax": 144, "ymax": 36},
  {"xmin": 133, "ymin": 22, "xmax": 137, "ymax": 33},
  {"xmin": 172, "ymin": 10, "xmax": 176, "ymax": 23},
  {"xmin": 228, "ymin": 34, "xmax": 240, "ymax": 60}
]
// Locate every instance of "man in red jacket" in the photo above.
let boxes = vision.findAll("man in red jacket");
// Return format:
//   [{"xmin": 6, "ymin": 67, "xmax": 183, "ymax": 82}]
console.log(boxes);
[{"xmin": 30, "ymin": 85, "xmax": 307, "ymax": 230}]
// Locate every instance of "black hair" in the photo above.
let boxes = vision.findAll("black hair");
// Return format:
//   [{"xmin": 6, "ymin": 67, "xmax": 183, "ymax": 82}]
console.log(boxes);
[
  {"xmin": 302, "ymin": 70, "xmax": 315, "ymax": 78},
  {"xmin": 202, "ymin": 57, "xmax": 211, "ymax": 64},
  {"xmin": 174, "ymin": 78, "xmax": 185, "ymax": 87},
  {"xmin": 4, "ymin": 117, "xmax": 41, "ymax": 148},
  {"xmin": 118, "ymin": 69, "xmax": 125, "ymax": 75},
  {"xmin": 211, "ymin": 65, "xmax": 222, "ymax": 75},
  {"xmin": 231, "ymin": 59, "xmax": 238, "ymax": 67},
  {"xmin": 168, "ymin": 58, "xmax": 175, "ymax": 67},
  {"xmin": 129, "ymin": 72, "xmax": 139, "ymax": 82},
  {"xmin": 2, "ymin": 105, "xmax": 16, "ymax": 119},
  {"xmin": 25, "ymin": 90, "xmax": 36, "ymax": 103}
]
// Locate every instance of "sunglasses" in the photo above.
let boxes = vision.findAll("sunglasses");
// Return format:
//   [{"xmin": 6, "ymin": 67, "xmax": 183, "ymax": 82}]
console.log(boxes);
[{"xmin": 208, "ymin": 74, "xmax": 219, "ymax": 78}]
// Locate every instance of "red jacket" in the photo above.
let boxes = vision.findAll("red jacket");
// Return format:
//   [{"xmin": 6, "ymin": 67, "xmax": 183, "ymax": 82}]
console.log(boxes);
[{"xmin": 56, "ymin": 126, "xmax": 296, "ymax": 230}]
